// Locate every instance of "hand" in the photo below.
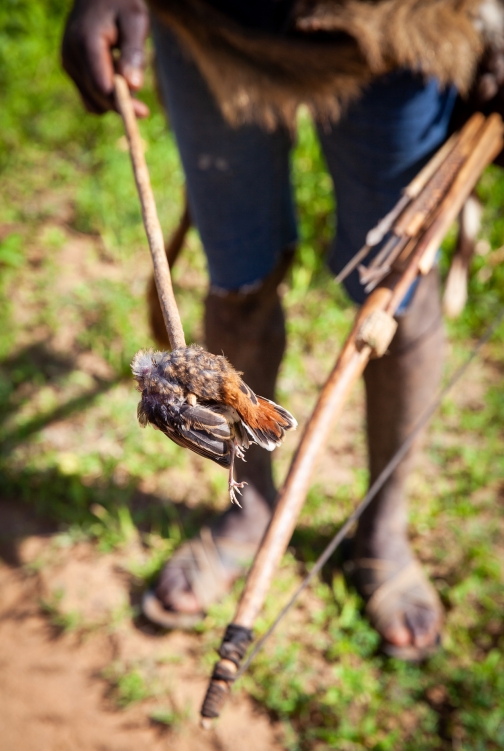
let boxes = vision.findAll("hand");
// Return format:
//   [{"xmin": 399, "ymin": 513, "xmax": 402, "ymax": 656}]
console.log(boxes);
[
  {"xmin": 474, "ymin": 48, "xmax": 504, "ymax": 106},
  {"xmin": 450, "ymin": 45, "xmax": 504, "ymax": 166},
  {"xmin": 62, "ymin": 0, "xmax": 150, "ymax": 117}
]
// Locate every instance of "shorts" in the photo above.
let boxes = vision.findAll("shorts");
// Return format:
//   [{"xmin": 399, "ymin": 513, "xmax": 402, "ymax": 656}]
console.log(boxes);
[{"xmin": 152, "ymin": 21, "xmax": 457, "ymax": 305}]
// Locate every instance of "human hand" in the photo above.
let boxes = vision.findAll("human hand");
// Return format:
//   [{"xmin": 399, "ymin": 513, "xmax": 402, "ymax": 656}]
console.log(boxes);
[
  {"xmin": 474, "ymin": 47, "xmax": 504, "ymax": 109},
  {"xmin": 62, "ymin": 0, "xmax": 150, "ymax": 117},
  {"xmin": 450, "ymin": 43, "xmax": 504, "ymax": 166}
]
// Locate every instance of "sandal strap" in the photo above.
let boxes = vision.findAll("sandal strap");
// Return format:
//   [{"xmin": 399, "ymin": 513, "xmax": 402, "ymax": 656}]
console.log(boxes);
[{"xmin": 170, "ymin": 528, "xmax": 257, "ymax": 610}]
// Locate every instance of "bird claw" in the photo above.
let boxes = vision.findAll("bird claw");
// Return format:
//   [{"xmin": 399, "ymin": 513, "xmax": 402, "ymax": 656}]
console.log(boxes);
[
  {"xmin": 229, "ymin": 479, "xmax": 248, "ymax": 507},
  {"xmin": 235, "ymin": 445, "xmax": 246, "ymax": 461}
]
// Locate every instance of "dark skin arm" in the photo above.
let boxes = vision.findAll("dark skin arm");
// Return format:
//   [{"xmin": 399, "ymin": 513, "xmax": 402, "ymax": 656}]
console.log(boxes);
[{"xmin": 62, "ymin": 0, "xmax": 150, "ymax": 118}]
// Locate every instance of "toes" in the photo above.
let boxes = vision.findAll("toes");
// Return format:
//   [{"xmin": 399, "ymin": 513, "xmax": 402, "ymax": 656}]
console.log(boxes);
[
  {"xmin": 405, "ymin": 605, "xmax": 441, "ymax": 648},
  {"xmin": 155, "ymin": 567, "xmax": 201, "ymax": 614},
  {"xmin": 360, "ymin": 558, "xmax": 443, "ymax": 655},
  {"xmin": 381, "ymin": 615, "xmax": 412, "ymax": 647},
  {"xmin": 382, "ymin": 604, "xmax": 441, "ymax": 650}
]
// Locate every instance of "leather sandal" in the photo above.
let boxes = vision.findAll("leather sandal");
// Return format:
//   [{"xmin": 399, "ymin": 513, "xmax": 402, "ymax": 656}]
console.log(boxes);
[{"xmin": 142, "ymin": 527, "xmax": 257, "ymax": 630}]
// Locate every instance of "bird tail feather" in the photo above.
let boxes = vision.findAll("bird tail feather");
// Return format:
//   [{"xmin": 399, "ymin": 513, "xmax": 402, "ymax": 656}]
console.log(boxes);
[{"xmin": 243, "ymin": 396, "xmax": 297, "ymax": 451}]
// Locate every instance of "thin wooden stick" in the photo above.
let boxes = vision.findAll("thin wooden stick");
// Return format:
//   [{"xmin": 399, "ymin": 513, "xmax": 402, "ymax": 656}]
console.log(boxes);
[
  {"xmin": 200, "ymin": 113, "xmax": 504, "ymax": 724},
  {"xmin": 114, "ymin": 74, "xmax": 186, "ymax": 350},
  {"xmin": 443, "ymin": 193, "xmax": 482, "ymax": 319},
  {"xmin": 365, "ymin": 131, "xmax": 460, "ymax": 249},
  {"xmin": 416, "ymin": 114, "xmax": 503, "ymax": 275},
  {"xmin": 393, "ymin": 115, "xmax": 484, "ymax": 240},
  {"xmin": 335, "ymin": 120, "xmax": 479, "ymax": 284},
  {"xmin": 358, "ymin": 113, "xmax": 489, "ymax": 291}
]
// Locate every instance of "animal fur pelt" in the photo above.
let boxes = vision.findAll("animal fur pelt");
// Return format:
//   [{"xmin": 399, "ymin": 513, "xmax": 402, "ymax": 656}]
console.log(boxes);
[{"xmin": 148, "ymin": 0, "xmax": 504, "ymax": 130}]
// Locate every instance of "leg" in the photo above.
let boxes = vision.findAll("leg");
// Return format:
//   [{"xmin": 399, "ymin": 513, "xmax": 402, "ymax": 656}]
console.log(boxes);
[
  {"xmin": 149, "ymin": 263, "xmax": 290, "ymax": 620},
  {"xmin": 356, "ymin": 268, "xmax": 444, "ymax": 654},
  {"xmin": 319, "ymin": 71, "xmax": 456, "ymax": 655},
  {"xmin": 204, "ymin": 249, "xmax": 292, "ymax": 537},
  {"xmin": 227, "ymin": 442, "xmax": 247, "ymax": 507},
  {"xmin": 144, "ymin": 21, "xmax": 295, "ymax": 623}
]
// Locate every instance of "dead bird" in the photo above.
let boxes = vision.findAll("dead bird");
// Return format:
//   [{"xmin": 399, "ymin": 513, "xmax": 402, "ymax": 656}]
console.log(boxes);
[{"xmin": 131, "ymin": 345, "xmax": 297, "ymax": 505}]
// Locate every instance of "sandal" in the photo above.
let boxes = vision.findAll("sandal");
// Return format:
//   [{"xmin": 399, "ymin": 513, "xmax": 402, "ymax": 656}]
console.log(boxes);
[
  {"xmin": 345, "ymin": 557, "xmax": 443, "ymax": 661},
  {"xmin": 142, "ymin": 527, "xmax": 257, "ymax": 630}
]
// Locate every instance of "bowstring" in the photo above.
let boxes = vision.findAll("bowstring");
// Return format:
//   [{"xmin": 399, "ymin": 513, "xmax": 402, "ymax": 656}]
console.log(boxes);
[{"xmin": 235, "ymin": 305, "xmax": 504, "ymax": 679}]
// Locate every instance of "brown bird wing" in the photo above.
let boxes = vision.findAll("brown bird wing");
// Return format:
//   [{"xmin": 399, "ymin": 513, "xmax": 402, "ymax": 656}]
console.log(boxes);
[
  {"xmin": 159, "ymin": 403, "xmax": 232, "ymax": 468},
  {"xmin": 163, "ymin": 427, "xmax": 231, "ymax": 468}
]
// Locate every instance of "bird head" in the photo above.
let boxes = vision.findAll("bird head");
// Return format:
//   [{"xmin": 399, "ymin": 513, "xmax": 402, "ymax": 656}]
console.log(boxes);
[
  {"xmin": 131, "ymin": 349, "xmax": 184, "ymax": 400},
  {"xmin": 131, "ymin": 349, "xmax": 161, "ymax": 391}
]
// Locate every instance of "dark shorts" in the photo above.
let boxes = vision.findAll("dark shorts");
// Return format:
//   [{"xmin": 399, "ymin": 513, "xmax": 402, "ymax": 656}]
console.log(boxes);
[{"xmin": 153, "ymin": 22, "xmax": 457, "ymax": 304}]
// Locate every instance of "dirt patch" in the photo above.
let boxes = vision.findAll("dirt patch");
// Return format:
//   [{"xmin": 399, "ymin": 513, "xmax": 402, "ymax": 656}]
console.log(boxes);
[{"xmin": 0, "ymin": 502, "xmax": 284, "ymax": 751}]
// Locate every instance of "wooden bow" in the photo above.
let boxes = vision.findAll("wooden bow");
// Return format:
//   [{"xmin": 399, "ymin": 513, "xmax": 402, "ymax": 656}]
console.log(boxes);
[{"xmin": 200, "ymin": 112, "xmax": 504, "ymax": 724}]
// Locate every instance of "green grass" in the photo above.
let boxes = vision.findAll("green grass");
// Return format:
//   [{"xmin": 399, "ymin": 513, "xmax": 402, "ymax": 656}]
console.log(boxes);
[
  {"xmin": 1, "ymin": 1, "xmax": 504, "ymax": 749},
  {"xmin": 102, "ymin": 661, "xmax": 156, "ymax": 707},
  {"xmin": 39, "ymin": 587, "xmax": 83, "ymax": 633}
]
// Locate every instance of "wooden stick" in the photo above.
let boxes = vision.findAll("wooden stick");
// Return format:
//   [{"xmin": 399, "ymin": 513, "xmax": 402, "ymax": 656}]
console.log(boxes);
[
  {"xmin": 392, "ymin": 113, "xmax": 485, "ymax": 239},
  {"xmin": 336, "ymin": 118, "xmax": 480, "ymax": 284},
  {"xmin": 361, "ymin": 113, "xmax": 491, "ymax": 291},
  {"xmin": 200, "ymin": 113, "xmax": 504, "ymax": 724},
  {"xmin": 388, "ymin": 114, "xmax": 502, "ymax": 308},
  {"xmin": 365, "ymin": 131, "xmax": 459, "ymax": 249},
  {"xmin": 417, "ymin": 114, "xmax": 503, "ymax": 275},
  {"xmin": 114, "ymin": 74, "xmax": 186, "ymax": 350},
  {"xmin": 443, "ymin": 193, "xmax": 482, "ymax": 319},
  {"xmin": 404, "ymin": 131, "xmax": 460, "ymax": 200}
]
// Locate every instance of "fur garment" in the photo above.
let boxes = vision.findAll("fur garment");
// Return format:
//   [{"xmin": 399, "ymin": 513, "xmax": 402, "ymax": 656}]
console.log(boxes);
[{"xmin": 148, "ymin": 0, "xmax": 504, "ymax": 130}]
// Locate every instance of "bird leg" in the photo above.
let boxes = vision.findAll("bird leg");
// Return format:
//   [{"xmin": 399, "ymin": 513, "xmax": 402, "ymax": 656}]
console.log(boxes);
[{"xmin": 228, "ymin": 442, "xmax": 247, "ymax": 507}]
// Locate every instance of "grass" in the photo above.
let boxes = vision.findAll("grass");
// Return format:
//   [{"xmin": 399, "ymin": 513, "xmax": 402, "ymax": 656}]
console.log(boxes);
[
  {"xmin": 1, "ymin": 1, "xmax": 504, "ymax": 749},
  {"xmin": 39, "ymin": 588, "xmax": 83, "ymax": 634},
  {"xmin": 102, "ymin": 661, "xmax": 156, "ymax": 707}
]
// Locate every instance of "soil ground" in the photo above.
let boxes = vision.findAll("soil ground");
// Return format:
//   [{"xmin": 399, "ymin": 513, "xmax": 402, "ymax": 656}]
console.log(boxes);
[{"xmin": 0, "ymin": 500, "xmax": 284, "ymax": 751}]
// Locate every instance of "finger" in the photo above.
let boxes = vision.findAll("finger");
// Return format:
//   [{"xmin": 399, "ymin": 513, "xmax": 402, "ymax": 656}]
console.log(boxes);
[
  {"xmin": 487, "ymin": 51, "xmax": 504, "ymax": 82},
  {"xmin": 61, "ymin": 8, "xmax": 117, "ymax": 113},
  {"xmin": 404, "ymin": 606, "xmax": 439, "ymax": 648},
  {"xmin": 62, "ymin": 49, "xmax": 111, "ymax": 114},
  {"xmin": 381, "ymin": 615, "xmax": 411, "ymax": 647},
  {"xmin": 117, "ymin": 4, "xmax": 150, "ymax": 90},
  {"xmin": 132, "ymin": 98, "xmax": 150, "ymax": 118},
  {"xmin": 73, "ymin": 41, "xmax": 149, "ymax": 117},
  {"xmin": 477, "ymin": 72, "xmax": 498, "ymax": 102},
  {"xmin": 85, "ymin": 24, "xmax": 117, "ymax": 97}
]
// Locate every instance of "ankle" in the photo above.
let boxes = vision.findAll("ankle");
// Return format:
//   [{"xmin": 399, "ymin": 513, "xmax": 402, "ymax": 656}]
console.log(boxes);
[
  {"xmin": 235, "ymin": 444, "xmax": 277, "ymax": 506},
  {"xmin": 353, "ymin": 519, "xmax": 411, "ymax": 566},
  {"xmin": 214, "ymin": 482, "xmax": 273, "ymax": 545}
]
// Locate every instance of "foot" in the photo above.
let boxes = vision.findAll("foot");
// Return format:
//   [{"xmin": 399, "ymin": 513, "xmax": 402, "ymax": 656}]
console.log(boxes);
[
  {"xmin": 144, "ymin": 480, "xmax": 273, "ymax": 626},
  {"xmin": 228, "ymin": 478, "xmax": 248, "ymax": 507},
  {"xmin": 350, "ymin": 536, "xmax": 442, "ymax": 659}
]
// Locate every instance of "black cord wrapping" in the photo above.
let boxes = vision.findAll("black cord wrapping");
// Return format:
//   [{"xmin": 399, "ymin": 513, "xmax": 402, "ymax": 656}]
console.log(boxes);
[
  {"xmin": 201, "ymin": 680, "xmax": 227, "ymax": 719},
  {"xmin": 218, "ymin": 623, "xmax": 253, "ymax": 668},
  {"xmin": 201, "ymin": 624, "xmax": 254, "ymax": 719}
]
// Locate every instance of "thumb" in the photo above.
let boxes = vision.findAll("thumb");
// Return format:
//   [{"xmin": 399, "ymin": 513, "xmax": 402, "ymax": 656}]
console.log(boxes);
[{"xmin": 117, "ymin": 4, "xmax": 149, "ymax": 91}]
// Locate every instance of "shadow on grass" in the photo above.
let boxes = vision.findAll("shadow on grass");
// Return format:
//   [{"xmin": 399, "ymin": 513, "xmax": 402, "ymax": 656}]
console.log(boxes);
[{"xmin": 0, "ymin": 340, "xmax": 123, "ymax": 451}]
